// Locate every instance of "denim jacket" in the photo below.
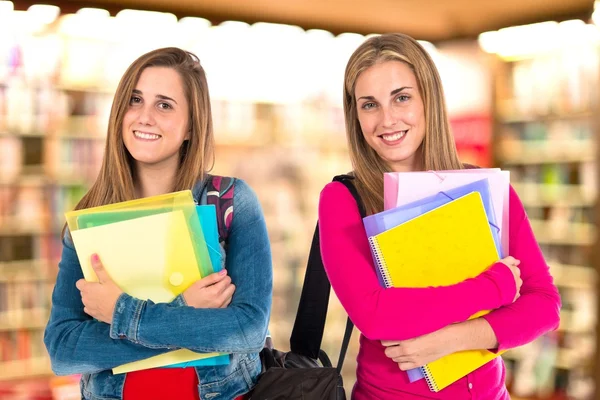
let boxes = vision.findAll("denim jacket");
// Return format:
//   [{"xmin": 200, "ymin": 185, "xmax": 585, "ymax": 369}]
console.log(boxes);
[{"xmin": 44, "ymin": 178, "xmax": 273, "ymax": 400}]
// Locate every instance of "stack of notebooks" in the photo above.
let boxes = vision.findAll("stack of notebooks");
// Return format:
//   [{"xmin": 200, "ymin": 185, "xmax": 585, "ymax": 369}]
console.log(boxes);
[
  {"xmin": 65, "ymin": 190, "xmax": 229, "ymax": 374},
  {"xmin": 364, "ymin": 168, "xmax": 510, "ymax": 392}
]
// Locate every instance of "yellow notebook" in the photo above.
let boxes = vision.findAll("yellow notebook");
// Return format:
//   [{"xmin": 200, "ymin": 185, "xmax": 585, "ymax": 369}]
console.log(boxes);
[
  {"xmin": 368, "ymin": 192, "xmax": 503, "ymax": 392},
  {"xmin": 71, "ymin": 210, "xmax": 223, "ymax": 374}
]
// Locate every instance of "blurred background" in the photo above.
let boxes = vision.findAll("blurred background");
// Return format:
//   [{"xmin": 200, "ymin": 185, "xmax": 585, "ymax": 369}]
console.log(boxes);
[{"xmin": 0, "ymin": 0, "xmax": 599, "ymax": 399}]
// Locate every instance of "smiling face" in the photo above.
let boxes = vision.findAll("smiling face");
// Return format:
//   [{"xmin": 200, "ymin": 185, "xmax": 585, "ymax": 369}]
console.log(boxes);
[
  {"xmin": 354, "ymin": 60, "xmax": 426, "ymax": 172},
  {"xmin": 122, "ymin": 66, "xmax": 190, "ymax": 173}
]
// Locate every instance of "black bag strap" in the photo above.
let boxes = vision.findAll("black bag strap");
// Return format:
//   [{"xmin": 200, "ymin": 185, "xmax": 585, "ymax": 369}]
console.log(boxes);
[
  {"xmin": 336, "ymin": 317, "xmax": 354, "ymax": 373},
  {"xmin": 290, "ymin": 174, "xmax": 366, "ymax": 372}
]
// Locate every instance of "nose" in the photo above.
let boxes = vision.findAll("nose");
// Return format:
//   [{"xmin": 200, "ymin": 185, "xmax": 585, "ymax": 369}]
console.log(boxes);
[
  {"xmin": 137, "ymin": 104, "xmax": 155, "ymax": 126},
  {"xmin": 381, "ymin": 105, "xmax": 398, "ymax": 129}
]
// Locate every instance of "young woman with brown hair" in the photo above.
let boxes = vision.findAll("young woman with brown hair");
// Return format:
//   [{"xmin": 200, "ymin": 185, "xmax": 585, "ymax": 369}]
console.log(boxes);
[{"xmin": 44, "ymin": 47, "xmax": 272, "ymax": 400}]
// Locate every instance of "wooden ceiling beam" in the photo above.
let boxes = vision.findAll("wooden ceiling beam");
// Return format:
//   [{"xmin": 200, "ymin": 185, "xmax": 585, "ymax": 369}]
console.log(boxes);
[{"xmin": 10, "ymin": 0, "xmax": 595, "ymax": 41}]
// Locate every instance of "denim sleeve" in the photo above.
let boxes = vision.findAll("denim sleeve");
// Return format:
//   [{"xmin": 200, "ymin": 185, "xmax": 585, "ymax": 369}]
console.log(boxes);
[
  {"xmin": 110, "ymin": 179, "xmax": 273, "ymax": 353},
  {"xmin": 43, "ymin": 234, "xmax": 177, "ymax": 376}
]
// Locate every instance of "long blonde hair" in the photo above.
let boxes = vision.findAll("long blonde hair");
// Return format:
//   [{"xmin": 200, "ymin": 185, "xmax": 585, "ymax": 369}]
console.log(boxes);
[
  {"xmin": 74, "ymin": 47, "xmax": 215, "ymax": 211},
  {"xmin": 343, "ymin": 33, "xmax": 463, "ymax": 215}
]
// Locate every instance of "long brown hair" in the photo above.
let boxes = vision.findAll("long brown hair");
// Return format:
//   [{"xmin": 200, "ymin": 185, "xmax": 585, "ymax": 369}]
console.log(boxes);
[
  {"xmin": 74, "ymin": 47, "xmax": 215, "ymax": 211},
  {"xmin": 343, "ymin": 33, "xmax": 463, "ymax": 215}
]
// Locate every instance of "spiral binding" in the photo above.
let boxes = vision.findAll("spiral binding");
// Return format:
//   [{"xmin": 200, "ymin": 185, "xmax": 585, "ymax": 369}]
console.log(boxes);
[
  {"xmin": 368, "ymin": 237, "xmax": 393, "ymax": 288},
  {"xmin": 422, "ymin": 365, "xmax": 439, "ymax": 392}
]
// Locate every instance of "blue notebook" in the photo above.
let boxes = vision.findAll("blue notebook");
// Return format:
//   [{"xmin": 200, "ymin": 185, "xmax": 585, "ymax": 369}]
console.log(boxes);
[{"xmin": 362, "ymin": 178, "xmax": 501, "ymax": 382}]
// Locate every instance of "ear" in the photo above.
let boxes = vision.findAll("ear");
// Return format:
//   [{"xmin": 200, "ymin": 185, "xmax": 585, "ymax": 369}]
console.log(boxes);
[{"xmin": 184, "ymin": 129, "xmax": 191, "ymax": 141}]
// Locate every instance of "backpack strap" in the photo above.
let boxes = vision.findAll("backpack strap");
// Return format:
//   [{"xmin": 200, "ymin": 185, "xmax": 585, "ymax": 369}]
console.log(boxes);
[
  {"xmin": 290, "ymin": 174, "xmax": 365, "ymax": 370},
  {"xmin": 205, "ymin": 174, "xmax": 235, "ymax": 245}
]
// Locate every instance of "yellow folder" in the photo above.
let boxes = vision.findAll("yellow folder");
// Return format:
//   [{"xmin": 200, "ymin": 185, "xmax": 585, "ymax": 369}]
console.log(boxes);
[
  {"xmin": 70, "ymin": 210, "xmax": 223, "ymax": 374},
  {"xmin": 65, "ymin": 190, "xmax": 213, "ymax": 278},
  {"xmin": 66, "ymin": 190, "xmax": 196, "ymax": 231},
  {"xmin": 368, "ymin": 192, "xmax": 503, "ymax": 392}
]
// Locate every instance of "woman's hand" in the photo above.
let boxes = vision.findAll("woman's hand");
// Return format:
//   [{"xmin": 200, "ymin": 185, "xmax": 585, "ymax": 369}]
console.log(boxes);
[
  {"xmin": 382, "ymin": 318, "xmax": 500, "ymax": 371},
  {"xmin": 76, "ymin": 254, "xmax": 123, "ymax": 324},
  {"xmin": 498, "ymin": 256, "xmax": 522, "ymax": 301},
  {"xmin": 183, "ymin": 270, "xmax": 236, "ymax": 308},
  {"xmin": 381, "ymin": 328, "xmax": 454, "ymax": 370}
]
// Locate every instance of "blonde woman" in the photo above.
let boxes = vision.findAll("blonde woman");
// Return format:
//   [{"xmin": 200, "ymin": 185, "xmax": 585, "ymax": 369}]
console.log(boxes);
[
  {"xmin": 318, "ymin": 33, "xmax": 560, "ymax": 399},
  {"xmin": 44, "ymin": 48, "xmax": 272, "ymax": 400}
]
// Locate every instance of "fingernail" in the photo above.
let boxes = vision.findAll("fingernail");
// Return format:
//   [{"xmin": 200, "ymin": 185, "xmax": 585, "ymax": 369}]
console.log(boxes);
[
  {"xmin": 91, "ymin": 254, "xmax": 99, "ymax": 263},
  {"xmin": 219, "ymin": 269, "xmax": 227, "ymax": 276}
]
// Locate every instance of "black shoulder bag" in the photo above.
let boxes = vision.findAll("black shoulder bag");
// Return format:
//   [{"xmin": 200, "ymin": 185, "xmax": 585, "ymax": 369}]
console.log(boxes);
[{"xmin": 250, "ymin": 175, "xmax": 366, "ymax": 400}]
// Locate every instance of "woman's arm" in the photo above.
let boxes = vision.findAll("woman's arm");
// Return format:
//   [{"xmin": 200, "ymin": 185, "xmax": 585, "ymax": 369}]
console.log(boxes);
[
  {"xmin": 44, "ymin": 237, "xmax": 174, "ymax": 376},
  {"xmin": 319, "ymin": 181, "xmax": 517, "ymax": 341},
  {"xmin": 109, "ymin": 179, "xmax": 273, "ymax": 353},
  {"xmin": 382, "ymin": 186, "xmax": 561, "ymax": 366},
  {"xmin": 480, "ymin": 186, "xmax": 561, "ymax": 351},
  {"xmin": 381, "ymin": 317, "xmax": 497, "ymax": 370}
]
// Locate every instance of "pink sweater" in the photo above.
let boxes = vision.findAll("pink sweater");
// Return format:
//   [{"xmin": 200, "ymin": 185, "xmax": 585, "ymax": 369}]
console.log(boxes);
[{"xmin": 319, "ymin": 182, "xmax": 561, "ymax": 399}]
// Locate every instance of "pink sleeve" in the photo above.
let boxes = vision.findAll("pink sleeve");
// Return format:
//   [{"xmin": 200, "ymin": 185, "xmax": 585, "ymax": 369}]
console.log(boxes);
[
  {"xmin": 482, "ymin": 186, "xmax": 561, "ymax": 351},
  {"xmin": 319, "ymin": 181, "xmax": 517, "ymax": 341}
]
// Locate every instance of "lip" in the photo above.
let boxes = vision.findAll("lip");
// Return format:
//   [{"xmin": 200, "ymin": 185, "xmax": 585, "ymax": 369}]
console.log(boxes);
[
  {"xmin": 134, "ymin": 130, "xmax": 161, "ymax": 136},
  {"xmin": 379, "ymin": 129, "xmax": 408, "ymax": 145},
  {"xmin": 380, "ymin": 130, "xmax": 406, "ymax": 136},
  {"xmin": 133, "ymin": 130, "xmax": 162, "ymax": 140}
]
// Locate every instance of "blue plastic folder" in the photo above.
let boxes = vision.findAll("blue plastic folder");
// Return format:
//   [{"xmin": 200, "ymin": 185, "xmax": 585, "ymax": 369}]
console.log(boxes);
[
  {"xmin": 77, "ymin": 205, "xmax": 230, "ymax": 368},
  {"xmin": 362, "ymin": 179, "xmax": 501, "ymax": 383},
  {"xmin": 194, "ymin": 205, "xmax": 223, "ymax": 272}
]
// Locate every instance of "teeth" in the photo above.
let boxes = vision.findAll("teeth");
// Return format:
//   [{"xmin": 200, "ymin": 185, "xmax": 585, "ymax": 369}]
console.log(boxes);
[
  {"xmin": 382, "ymin": 131, "xmax": 407, "ymax": 141},
  {"xmin": 134, "ymin": 131, "xmax": 161, "ymax": 140}
]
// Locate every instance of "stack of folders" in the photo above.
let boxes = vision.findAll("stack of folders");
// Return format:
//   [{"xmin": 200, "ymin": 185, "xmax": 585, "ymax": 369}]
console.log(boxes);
[
  {"xmin": 364, "ymin": 169, "xmax": 510, "ymax": 392},
  {"xmin": 65, "ymin": 190, "xmax": 230, "ymax": 374}
]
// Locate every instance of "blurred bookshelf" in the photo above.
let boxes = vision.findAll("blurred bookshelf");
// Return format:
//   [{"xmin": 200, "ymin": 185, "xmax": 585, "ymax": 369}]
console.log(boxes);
[
  {"xmin": 210, "ymin": 99, "xmax": 357, "ymax": 380},
  {"xmin": 0, "ymin": 83, "xmax": 106, "ymax": 399},
  {"xmin": 489, "ymin": 29, "xmax": 599, "ymax": 400}
]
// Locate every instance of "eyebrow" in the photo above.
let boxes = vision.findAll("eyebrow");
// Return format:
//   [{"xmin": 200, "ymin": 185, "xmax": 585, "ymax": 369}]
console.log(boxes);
[
  {"xmin": 357, "ymin": 86, "xmax": 413, "ymax": 101},
  {"xmin": 390, "ymin": 86, "xmax": 412, "ymax": 95},
  {"xmin": 132, "ymin": 89, "xmax": 178, "ymax": 105}
]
